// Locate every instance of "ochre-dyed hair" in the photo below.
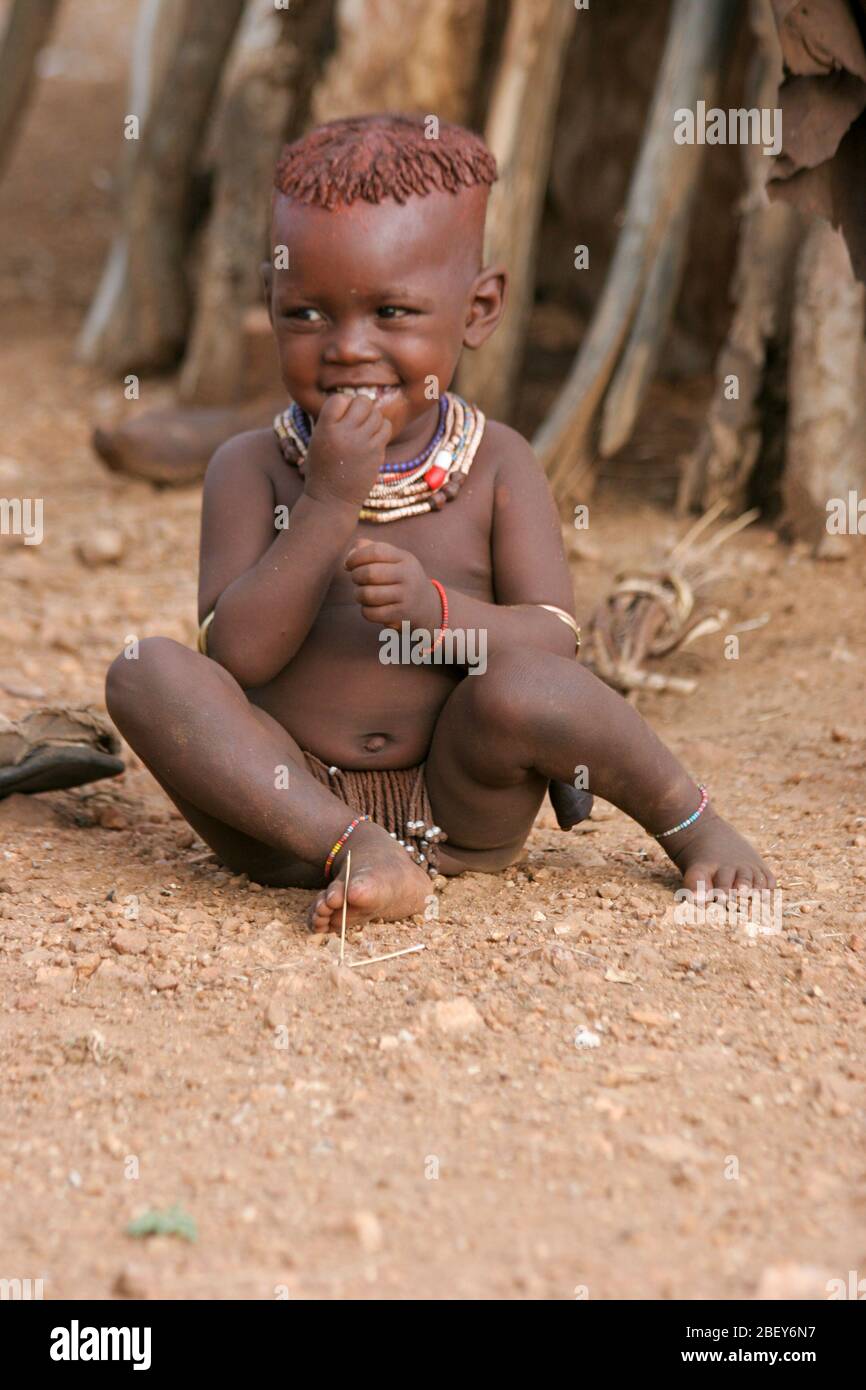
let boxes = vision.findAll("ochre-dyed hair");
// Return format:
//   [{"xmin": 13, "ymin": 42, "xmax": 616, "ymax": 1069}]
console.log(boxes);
[{"xmin": 273, "ymin": 113, "xmax": 497, "ymax": 210}]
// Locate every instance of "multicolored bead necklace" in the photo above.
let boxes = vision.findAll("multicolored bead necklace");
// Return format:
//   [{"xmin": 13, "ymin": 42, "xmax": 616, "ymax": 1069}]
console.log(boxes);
[{"xmin": 273, "ymin": 392, "xmax": 485, "ymax": 524}]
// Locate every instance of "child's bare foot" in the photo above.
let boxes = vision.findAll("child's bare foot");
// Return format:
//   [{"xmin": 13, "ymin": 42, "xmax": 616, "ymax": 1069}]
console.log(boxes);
[
  {"xmin": 661, "ymin": 806, "xmax": 776, "ymax": 896},
  {"xmin": 307, "ymin": 824, "xmax": 431, "ymax": 933}
]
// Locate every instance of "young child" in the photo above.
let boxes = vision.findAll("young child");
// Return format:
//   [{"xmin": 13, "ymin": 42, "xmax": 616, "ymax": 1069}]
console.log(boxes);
[{"xmin": 105, "ymin": 114, "xmax": 774, "ymax": 933}]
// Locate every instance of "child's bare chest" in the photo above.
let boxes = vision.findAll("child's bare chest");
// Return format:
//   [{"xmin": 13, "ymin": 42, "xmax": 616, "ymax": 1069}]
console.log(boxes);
[{"xmin": 274, "ymin": 466, "xmax": 496, "ymax": 602}]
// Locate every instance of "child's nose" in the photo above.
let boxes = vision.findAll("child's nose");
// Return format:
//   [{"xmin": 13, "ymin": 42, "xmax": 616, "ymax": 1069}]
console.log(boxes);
[{"xmin": 322, "ymin": 320, "xmax": 379, "ymax": 364}]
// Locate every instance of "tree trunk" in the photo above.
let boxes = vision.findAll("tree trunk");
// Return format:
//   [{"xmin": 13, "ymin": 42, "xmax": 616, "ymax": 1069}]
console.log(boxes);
[
  {"xmin": 178, "ymin": 0, "xmax": 334, "ymax": 406},
  {"xmin": 0, "ymin": 0, "xmax": 61, "ymax": 180},
  {"xmin": 534, "ymin": 0, "xmax": 737, "ymax": 505},
  {"xmin": 677, "ymin": 0, "xmax": 800, "ymax": 516},
  {"xmin": 312, "ymin": 0, "xmax": 486, "ymax": 124},
  {"xmin": 456, "ymin": 0, "xmax": 576, "ymax": 420},
  {"xmin": 676, "ymin": 200, "xmax": 804, "ymax": 514},
  {"xmin": 783, "ymin": 219, "xmax": 866, "ymax": 548},
  {"xmin": 126, "ymin": 0, "xmax": 187, "ymax": 126},
  {"xmin": 77, "ymin": 0, "xmax": 247, "ymax": 374}
]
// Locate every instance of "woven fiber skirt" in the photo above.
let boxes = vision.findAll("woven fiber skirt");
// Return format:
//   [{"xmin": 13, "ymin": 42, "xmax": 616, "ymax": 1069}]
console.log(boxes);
[{"xmin": 303, "ymin": 751, "xmax": 441, "ymax": 872}]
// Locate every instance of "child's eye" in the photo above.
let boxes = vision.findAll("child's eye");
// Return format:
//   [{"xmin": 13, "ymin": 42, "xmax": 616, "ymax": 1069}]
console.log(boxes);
[
  {"xmin": 377, "ymin": 305, "xmax": 413, "ymax": 319},
  {"xmin": 284, "ymin": 307, "xmax": 324, "ymax": 323}
]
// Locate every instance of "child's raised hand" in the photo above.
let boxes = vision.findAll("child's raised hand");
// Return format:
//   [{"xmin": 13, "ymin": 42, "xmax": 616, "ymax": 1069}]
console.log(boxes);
[
  {"xmin": 303, "ymin": 393, "xmax": 392, "ymax": 508},
  {"xmin": 345, "ymin": 539, "xmax": 439, "ymax": 631}
]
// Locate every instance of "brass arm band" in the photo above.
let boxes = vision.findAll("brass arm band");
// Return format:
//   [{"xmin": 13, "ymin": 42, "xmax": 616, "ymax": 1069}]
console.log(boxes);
[
  {"xmin": 535, "ymin": 603, "xmax": 581, "ymax": 652},
  {"xmin": 197, "ymin": 603, "xmax": 579, "ymax": 659},
  {"xmin": 197, "ymin": 610, "xmax": 215, "ymax": 656}
]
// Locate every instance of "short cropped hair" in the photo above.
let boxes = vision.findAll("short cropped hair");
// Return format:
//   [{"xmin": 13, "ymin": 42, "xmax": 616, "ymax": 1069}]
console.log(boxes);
[{"xmin": 273, "ymin": 113, "xmax": 497, "ymax": 209}]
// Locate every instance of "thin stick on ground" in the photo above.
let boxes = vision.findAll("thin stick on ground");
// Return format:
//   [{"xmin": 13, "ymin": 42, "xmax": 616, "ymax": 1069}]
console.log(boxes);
[
  {"xmin": 347, "ymin": 944, "xmax": 426, "ymax": 969},
  {"xmin": 339, "ymin": 848, "xmax": 351, "ymax": 965}
]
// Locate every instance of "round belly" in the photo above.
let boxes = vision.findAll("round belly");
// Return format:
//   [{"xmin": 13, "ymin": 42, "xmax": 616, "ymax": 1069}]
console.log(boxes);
[{"xmin": 247, "ymin": 614, "xmax": 459, "ymax": 768}]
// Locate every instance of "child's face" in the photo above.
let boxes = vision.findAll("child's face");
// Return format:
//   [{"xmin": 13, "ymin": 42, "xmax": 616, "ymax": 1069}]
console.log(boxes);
[{"xmin": 267, "ymin": 187, "xmax": 502, "ymax": 444}]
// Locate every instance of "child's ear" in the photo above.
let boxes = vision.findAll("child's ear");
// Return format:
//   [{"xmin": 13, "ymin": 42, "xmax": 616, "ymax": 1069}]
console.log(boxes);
[
  {"xmin": 463, "ymin": 264, "xmax": 507, "ymax": 349},
  {"xmin": 261, "ymin": 261, "xmax": 274, "ymax": 326}
]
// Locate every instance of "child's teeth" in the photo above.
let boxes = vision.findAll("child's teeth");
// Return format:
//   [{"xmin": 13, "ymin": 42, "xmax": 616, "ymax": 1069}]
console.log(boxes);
[{"xmin": 334, "ymin": 386, "xmax": 382, "ymax": 399}]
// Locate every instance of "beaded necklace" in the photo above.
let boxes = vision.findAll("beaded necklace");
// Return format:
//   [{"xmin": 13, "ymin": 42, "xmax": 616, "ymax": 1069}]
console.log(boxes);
[{"xmin": 273, "ymin": 392, "xmax": 485, "ymax": 523}]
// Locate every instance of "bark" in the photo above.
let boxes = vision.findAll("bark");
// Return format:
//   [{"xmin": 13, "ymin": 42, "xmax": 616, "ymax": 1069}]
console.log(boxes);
[
  {"xmin": 767, "ymin": 0, "xmax": 866, "ymax": 284},
  {"xmin": 783, "ymin": 220, "xmax": 866, "ymax": 546},
  {"xmin": 77, "ymin": 0, "xmax": 247, "ymax": 373},
  {"xmin": 312, "ymin": 0, "xmax": 487, "ymax": 124},
  {"xmin": 0, "ymin": 0, "xmax": 61, "ymax": 180},
  {"xmin": 534, "ymin": 0, "xmax": 737, "ymax": 504},
  {"xmin": 598, "ymin": 134, "xmax": 703, "ymax": 458},
  {"xmin": 679, "ymin": 0, "xmax": 866, "ymax": 528},
  {"xmin": 677, "ymin": 0, "xmax": 797, "ymax": 515},
  {"xmin": 456, "ymin": 0, "xmax": 576, "ymax": 420},
  {"xmin": 676, "ymin": 201, "xmax": 804, "ymax": 514},
  {"xmin": 178, "ymin": 0, "xmax": 334, "ymax": 406}
]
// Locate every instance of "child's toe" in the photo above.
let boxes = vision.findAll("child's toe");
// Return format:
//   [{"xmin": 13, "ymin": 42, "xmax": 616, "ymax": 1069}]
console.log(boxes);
[
  {"xmin": 732, "ymin": 867, "xmax": 754, "ymax": 892},
  {"xmin": 307, "ymin": 892, "xmax": 334, "ymax": 932},
  {"xmin": 683, "ymin": 864, "xmax": 715, "ymax": 895},
  {"xmin": 346, "ymin": 868, "xmax": 377, "ymax": 908},
  {"xmin": 325, "ymin": 879, "xmax": 345, "ymax": 908}
]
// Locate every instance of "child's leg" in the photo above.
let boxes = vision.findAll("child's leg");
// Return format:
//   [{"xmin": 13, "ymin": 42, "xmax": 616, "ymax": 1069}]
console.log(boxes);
[
  {"xmin": 424, "ymin": 650, "xmax": 775, "ymax": 894},
  {"xmin": 105, "ymin": 638, "xmax": 431, "ymax": 927}
]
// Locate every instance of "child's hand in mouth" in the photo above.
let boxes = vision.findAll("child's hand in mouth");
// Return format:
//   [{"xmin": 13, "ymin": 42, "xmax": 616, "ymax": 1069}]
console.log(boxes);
[
  {"xmin": 303, "ymin": 391, "xmax": 392, "ymax": 508},
  {"xmin": 326, "ymin": 384, "xmax": 400, "ymax": 403}
]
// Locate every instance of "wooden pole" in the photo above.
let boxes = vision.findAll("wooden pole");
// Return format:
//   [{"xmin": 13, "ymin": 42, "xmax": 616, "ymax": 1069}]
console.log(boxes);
[
  {"xmin": 77, "ymin": 0, "xmax": 247, "ymax": 373},
  {"xmin": 178, "ymin": 0, "xmax": 334, "ymax": 406},
  {"xmin": 534, "ymin": 0, "xmax": 737, "ymax": 504},
  {"xmin": 311, "ymin": 0, "xmax": 486, "ymax": 125},
  {"xmin": 0, "ymin": 0, "xmax": 61, "ymax": 180},
  {"xmin": 783, "ymin": 221, "xmax": 866, "ymax": 548},
  {"xmin": 456, "ymin": 0, "xmax": 576, "ymax": 420}
]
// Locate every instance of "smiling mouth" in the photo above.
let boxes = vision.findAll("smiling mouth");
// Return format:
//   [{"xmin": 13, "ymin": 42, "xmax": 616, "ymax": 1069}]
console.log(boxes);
[{"xmin": 324, "ymin": 384, "xmax": 400, "ymax": 400}]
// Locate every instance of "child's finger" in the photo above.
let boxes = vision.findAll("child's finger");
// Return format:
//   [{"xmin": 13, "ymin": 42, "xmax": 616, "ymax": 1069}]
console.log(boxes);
[
  {"xmin": 348, "ymin": 562, "xmax": 403, "ymax": 588},
  {"xmin": 354, "ymin": 584, "xmax": 404, "ymax": 608},
  {"xmin": 345, "ymin": 541, "xmax": 404, "ymax": 570},
  {"xmin": 361, "ymin": 605, "xmax": 403, "ymax": 625},
  {"xmin": 370, "ymin": 414, "xmax": 392, "ymax": 444}
]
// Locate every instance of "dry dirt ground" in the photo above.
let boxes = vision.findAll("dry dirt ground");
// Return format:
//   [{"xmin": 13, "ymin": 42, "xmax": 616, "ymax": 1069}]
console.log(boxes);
[{"xmin": 1, "ymin": 1, "xmax": 865, "ymax": 1302}]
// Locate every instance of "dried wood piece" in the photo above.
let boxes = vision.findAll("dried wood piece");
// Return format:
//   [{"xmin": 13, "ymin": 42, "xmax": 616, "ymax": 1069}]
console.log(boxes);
[
  {"xmin": 583, "ymin": 505, "xmax": 758, "ymax": 699},
  {"xmin": 179, "ymin": 0, "xmax": 334, "ymax": 405},
  {"xmin": 775, "ymin": 0, "xmax": 866, "ymax": 80},
  {"xmin": 678, "ymin": 0, "xmax": 800, "ymax": 515},
  {"xmin": 768, "ymin": 0, "xmax": 866, "ymax": 282},
  {"xmin": 77, "ymin": 0, "xmax": 247, "ymax": 373},
  {"xmin": 536, "ymin": 0, "xmax": 736, "ymax": 503},
  {"xmin": 0, "ymin": 0, "xmax": 61, "ymax": 180},
  {"xmin": 677, "ymin": 200, "xmax": 804, "ymax": 514},
  {"xmin": 783, "ymin": 219, "xmax": 866, "ymax": 546},
  {"xmin": 312, "ymin": 0, "xmax": 486, "ymax": 124},
  {"xmin": 456, "ymin": 0, "xmax": 576, "ymax": 419},
  {"xmin": 598, "ymin": 137, "xmax": 702, "ymax": 458}
]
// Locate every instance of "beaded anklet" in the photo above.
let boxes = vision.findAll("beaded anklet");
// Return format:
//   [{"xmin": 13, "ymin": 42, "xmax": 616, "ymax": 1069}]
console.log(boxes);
[
  {"xmin": 324, "ymin": 815, "xmax": 371, "ymax": 879},
  {"xmin": 655, "ymin": 785, "xmax": 708, "ymax": 841}
]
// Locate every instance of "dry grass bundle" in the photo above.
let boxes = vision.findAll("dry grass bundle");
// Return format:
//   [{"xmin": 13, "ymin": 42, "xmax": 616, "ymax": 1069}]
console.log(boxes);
[{"xmin": 582, "ymin": 500, "xmax": 759, "ymax": 699}]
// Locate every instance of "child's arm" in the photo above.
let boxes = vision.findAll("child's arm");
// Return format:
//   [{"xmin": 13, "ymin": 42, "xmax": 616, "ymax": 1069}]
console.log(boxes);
[
  {"xmin": 345, "ymin": 423, "xmax": 578, "ymax": 661},
  {"xmin": 199, "ymin": 397, "xmax": 389, "ymax": 687}
]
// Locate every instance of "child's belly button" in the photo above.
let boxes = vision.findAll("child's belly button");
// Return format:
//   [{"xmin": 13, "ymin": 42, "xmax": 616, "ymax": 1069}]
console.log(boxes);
[{"xmin": 360, "ymin": 732, "xmax": 389, "ymax": 754}]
